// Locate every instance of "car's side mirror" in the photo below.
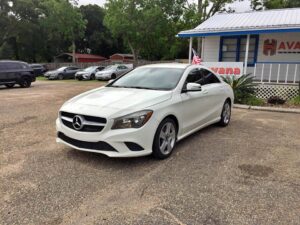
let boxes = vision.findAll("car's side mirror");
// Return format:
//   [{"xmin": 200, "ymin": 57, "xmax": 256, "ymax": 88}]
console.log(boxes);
[{"xmin": 182, "ymin": 83, "xmax": 202, "ymax": 93}]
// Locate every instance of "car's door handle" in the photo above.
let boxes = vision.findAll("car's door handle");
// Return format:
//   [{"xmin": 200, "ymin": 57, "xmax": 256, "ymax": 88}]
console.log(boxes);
[{"xmin": 203, "ymin": 90, "xmax": 208, "ymax": 94}]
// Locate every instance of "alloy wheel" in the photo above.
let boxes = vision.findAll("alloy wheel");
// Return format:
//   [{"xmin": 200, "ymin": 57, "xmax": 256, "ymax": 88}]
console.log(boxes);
[{"xmin": 159, "ymin": 122, "xmax": 176, "ymax": 155}]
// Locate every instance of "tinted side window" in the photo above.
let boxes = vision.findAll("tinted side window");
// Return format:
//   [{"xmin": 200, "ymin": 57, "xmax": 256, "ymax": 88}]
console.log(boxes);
[
  {"xmin": 200, "ymin": 69, "xmax": 220, "ymax": 85},
  {"xmin": 186, "ymin": 69, "xmax": 205, "ymax": 85},
  {"xmin": 6, "ymin": 62, "xmax": 22, "ymax": 70}
]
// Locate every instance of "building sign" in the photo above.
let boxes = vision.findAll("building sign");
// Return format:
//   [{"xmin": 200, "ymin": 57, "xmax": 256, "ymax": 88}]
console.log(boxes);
[
  {"xmin": 202, "ymin": 62, "xmax": 243, "ymax": 76},
  {"xmin": 263, "ymin": 39, "xmax": 300, "ymax": 56}
]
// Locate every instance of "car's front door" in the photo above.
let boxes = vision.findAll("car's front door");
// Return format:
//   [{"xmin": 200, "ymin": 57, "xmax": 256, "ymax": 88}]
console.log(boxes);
[
  {"xmin": 179, "ymin": 68, "xmax": 210, "ymax": 134},
  {"xmin": 199, "ymin": 69, "xmax": 225, "ymax": 121}
]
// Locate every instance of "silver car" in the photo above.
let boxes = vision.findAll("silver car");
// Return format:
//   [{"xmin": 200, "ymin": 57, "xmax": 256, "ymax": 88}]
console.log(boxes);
[
  {"xmin": 95, "ymin": 64, "xmax": 132, "ymax": 81},
  {"xmin": 75, "ymin": 66, "xmax": 105, "ymax": 80}
]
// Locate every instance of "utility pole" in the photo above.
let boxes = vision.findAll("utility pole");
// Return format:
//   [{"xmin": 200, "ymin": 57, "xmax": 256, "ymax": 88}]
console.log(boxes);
[{"xmin": 197, "ymin": 0, "xmax": 202, "ymax": 56}]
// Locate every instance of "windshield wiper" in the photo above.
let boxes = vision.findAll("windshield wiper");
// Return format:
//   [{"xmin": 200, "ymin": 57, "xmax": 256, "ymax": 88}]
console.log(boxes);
[{"xmin": 111, "ymin": 85, "xmax": 167, "ymax": 90}]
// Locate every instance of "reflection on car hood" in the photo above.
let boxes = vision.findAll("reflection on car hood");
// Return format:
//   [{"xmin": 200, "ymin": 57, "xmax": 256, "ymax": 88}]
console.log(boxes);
[{"xmin": 61, "ymin": 87, "xmax": 172, "ymax": 118}]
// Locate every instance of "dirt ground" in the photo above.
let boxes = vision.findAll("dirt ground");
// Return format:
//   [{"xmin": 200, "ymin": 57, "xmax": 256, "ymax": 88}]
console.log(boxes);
[{"xmin": 1, "ymin": 81, "xmax": 300, "ymax": 225}]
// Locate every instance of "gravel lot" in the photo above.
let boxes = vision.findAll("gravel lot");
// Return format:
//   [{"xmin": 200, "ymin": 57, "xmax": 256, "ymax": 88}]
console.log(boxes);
[{"xmin": 1, "ymin": 81, "xmax": 300, "ymax": 225}]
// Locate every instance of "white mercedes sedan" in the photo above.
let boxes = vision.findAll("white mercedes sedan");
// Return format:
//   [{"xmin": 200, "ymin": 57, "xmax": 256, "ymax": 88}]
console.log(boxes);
[{"xmin": 56, "ymin": 64, "xmax": 234, "ymax": 159}]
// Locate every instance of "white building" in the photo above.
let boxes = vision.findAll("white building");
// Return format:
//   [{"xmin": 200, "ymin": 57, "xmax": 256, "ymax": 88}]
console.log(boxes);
[{"xmin": 178, "ymin": 8, "xmax": 300, "ymax": 99}]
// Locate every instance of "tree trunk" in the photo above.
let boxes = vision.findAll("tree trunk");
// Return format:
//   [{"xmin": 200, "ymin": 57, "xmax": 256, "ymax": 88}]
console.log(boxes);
[
  {"xmin": 128, "ymin": 41, "xmax": 138, "ymax": 65},
  {"xmin": 72, "ymin": 40, "xmax": 76, "ymax": 63}
]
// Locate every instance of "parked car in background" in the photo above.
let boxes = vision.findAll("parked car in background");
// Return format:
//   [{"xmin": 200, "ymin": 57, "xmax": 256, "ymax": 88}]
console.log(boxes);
[
  {"xmin": 95, "ymin": 64, "xmax": 132, "ymax": 81},
  {"xmin": 56, "ymin": 64, "xmax": 234, "ymax": 159},
  {"xmin": 0, "ymin": 60, "xmax": 36, "ymax": 88},
  {"xmin": 30, "ymin": 64, "xmax": 48, "ymax": 76},
  {"xmin": 75, "ymin": 66, "xmax": 105, "ymax": 80},
  {"xmin": 44, "ymin": 66, "xmax": 80, "ymax": 80}
]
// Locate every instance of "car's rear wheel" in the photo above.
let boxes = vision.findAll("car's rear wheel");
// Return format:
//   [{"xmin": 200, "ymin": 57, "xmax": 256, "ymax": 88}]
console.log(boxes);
[
  {"xmin": 90, "ymin": 74, "xmax": 95, "ymax": 80},
  {"xmin": 19, "ymin": 77, "xmax": 31, "ymax": 88},
  {"xmin": 152, "ymin": 118, "xmax": 177, "ymax": 159},
  {"xmin": 219, "ymin": 100, "xmax": 231, "ymax": 127},
  {"xmin": 58, "ymin": 74, "xmax": 64, "ymax": 80},
  {"xmin": 5, "ymin": 83, "xmax": 15, "ymax": 88},
  {"xmin": 111, "ymin": 74, "xmax": 116, "ymax": 79}
]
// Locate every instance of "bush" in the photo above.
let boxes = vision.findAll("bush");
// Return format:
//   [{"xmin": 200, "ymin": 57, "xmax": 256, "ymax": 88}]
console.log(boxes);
[
  {"xmin": 267, "ymin": 96, "xmax": 286, "ymax": 105},
  {"xmin": 243, "ymin": 96, "xmax": 265, "ymax": 106},
  {"xmin": 289, "ymin": 96, "xmax": 300, "ymax": 105},
  {"xmin": 222, "ymin": 74, "xmax": 258, "ymax": 104}
]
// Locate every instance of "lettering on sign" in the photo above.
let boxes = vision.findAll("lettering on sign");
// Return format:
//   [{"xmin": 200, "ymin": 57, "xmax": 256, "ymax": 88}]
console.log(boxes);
[
  {"xmin": 210, "ymin": 67, "xmax": 241, "ymax": 75},
  {"xmin": 263, "ymin": 39, "xmax": 300, "ymax": 55}
]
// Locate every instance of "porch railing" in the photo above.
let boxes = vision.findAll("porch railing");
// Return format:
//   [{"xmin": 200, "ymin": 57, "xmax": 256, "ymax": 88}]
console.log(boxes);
[{"xmin": 252, "ymin": 63, "xmax": 300, "ymax": 84}]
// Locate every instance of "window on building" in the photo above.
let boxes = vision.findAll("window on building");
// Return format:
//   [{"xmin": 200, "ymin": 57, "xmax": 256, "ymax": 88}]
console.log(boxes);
[{"xmin": 219, "ymin": 35, "xmax": 259, "ymax": 66}]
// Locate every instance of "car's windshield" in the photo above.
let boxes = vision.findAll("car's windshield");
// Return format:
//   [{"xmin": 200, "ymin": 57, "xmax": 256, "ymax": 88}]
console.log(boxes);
[
  {"xmin": 110, "ymin": 67, "xmax": 184, "ymax": 90},
  {"xmin": 83, "ymin": 66, "xmax": 96, "ymax": 72},
  {"xmin": 102, "ymin": 65, "xmax": 116, "ymax": 71},
  {"xmin": 56, "ymin": 67, "xmax": 67, "ymax": 71}
]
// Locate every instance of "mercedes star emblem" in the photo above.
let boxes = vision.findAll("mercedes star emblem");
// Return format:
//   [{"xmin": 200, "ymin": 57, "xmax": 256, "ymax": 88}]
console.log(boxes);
[{"xmin": 72, "ymin": 115, "xmax": 84, "ymax": 130}]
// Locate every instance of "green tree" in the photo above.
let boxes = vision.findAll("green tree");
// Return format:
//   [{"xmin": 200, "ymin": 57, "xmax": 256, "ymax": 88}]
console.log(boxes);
[
  {"xmin": 251, "ymin": 0, "xmax": 300, "ymax": 10},
  {"xmin": 104, "ymin": 0, "xmax": 187, "ymax": 61},
  {"xmin": 77, "ymin": 4, "xmax": 123, "ymax": 58},
  {"xmin": 41, "ymin": 0, "xmax": 86, "ymax": 62}
]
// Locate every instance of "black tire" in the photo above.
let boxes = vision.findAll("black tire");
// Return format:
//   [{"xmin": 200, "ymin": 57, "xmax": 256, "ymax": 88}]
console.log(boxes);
[
  {"xmin": 58, "ymin": 74, "xmax": 63, "ymax": 80},
  {"xmin": 90, "ymin": 74, "xmax": 95, "ymax": 80},
  {"xmin": 19, "ymin": 77, "xmax": 31, "ymax": 88},
  {"xmin": 111, "ymin": 74, "xmax": 116, "ymax": 79},
  {"xmin": 218, "ymin": 100, "xmax": 231, "ymax": 127},
  {"xmin": 5, "ymin": 84, "xmax": 15, "ymax": 88},
  {"xmin": 152, "ymin": 118, "xmax": 177, "ymax": 159}
]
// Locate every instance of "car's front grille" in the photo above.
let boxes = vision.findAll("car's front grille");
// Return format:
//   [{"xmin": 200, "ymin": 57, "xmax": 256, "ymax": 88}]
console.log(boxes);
[
  {"xmin": 60, "ymin": 111, "xmax": 107, "ymax": 132},
  {"xmin": 58, "ymin": 132, "xmax": 117, "ymax": 151}
]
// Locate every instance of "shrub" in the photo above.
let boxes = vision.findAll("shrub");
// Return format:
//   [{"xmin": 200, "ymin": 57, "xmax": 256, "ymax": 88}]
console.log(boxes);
[
  {"xmin": 267, "ymin": 96, "xmax": 286, "ymax": 105},
  {"xmin": 222, "ymin": 74, "xmax": 258, "ymax": 104},
  {"xmin": 242, "ymin": 96, "xmax": 265, "ymax": 106},
  {"xmin": 289, "ymin": 96, "xmax": 300, "ymax": 105}
]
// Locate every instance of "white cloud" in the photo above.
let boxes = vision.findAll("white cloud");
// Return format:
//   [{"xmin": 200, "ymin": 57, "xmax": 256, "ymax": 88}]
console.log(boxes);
[{"xmin": 78, "ymin": 0, "xmax": 106, "ymax": 6}]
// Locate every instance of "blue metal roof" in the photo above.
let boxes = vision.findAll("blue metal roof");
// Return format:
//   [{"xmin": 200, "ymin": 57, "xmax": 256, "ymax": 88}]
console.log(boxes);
[{"xmin": 178, "ymin": 8, "xmax": 300, "ymax": 37}]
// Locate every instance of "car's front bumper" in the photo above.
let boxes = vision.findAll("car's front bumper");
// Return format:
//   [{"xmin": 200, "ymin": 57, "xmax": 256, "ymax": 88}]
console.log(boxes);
[
  {"xmin": 75, "ymin": 74, "xmax": 89, "ymax": 80},
  {"xmin": 56, "ymin": 117, "xmax": 159, "ymax": 157}
]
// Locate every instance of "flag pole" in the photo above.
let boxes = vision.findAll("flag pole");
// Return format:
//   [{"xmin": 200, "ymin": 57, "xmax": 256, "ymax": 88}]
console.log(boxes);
[{"xmin": 189, "ymin": 37, "xmax": 193, "ymax": 64}]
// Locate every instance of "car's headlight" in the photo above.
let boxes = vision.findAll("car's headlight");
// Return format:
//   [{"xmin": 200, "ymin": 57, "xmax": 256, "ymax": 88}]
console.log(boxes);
[{"xmin": 112, "ymin": 110, "xmax": 153, "ymax": 129}]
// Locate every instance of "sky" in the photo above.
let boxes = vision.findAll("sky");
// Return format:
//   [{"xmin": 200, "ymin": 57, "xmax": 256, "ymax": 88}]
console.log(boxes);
[{"xmin": 78, "ymin": 0, "xmax": 252, "ymax": 12}]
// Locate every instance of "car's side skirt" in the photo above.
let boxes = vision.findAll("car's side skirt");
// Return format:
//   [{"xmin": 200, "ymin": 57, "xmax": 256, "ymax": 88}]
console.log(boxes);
[{"xmin": 177, "ymin": 117, "xmax": 221, "ymax": 142}]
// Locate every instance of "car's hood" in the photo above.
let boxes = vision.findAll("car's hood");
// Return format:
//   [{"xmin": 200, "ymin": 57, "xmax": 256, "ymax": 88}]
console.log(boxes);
[{"xmin": 61, "ymin": 87, "xmax": 172, "ymax": 118}]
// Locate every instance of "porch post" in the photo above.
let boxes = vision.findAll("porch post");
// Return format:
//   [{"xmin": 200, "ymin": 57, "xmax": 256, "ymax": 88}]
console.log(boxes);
[
  {"xmin": 189, "ymin": 37, "xmax": 193, "ymax": 64},
  {"xmin": 244, "ymin": 34, "xmax": 250, "ymax": 74}
]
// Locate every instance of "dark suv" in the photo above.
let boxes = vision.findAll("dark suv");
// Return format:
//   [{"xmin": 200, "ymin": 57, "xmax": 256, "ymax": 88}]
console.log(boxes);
[{"xmin": 0, "ymin": 60, "xmax": 36, "ymax": 88}]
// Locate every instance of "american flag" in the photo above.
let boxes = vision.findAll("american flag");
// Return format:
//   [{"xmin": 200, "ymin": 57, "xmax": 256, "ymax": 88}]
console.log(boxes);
[{"xmin": 192, "ymin": 49, "xmax": 202, "ymax": 65}]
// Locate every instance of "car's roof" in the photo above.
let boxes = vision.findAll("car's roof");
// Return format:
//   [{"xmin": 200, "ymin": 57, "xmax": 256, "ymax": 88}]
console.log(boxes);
[
  {"xmin": 140, "ymin": 63, "xmax": 189, "ymax": 69},
  {"xmin": 0, "ymin": 60, "xmax": 28, "ymax": 64}
]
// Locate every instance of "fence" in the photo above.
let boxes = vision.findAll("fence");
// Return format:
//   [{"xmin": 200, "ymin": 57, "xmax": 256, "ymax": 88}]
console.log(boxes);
[{"xmin": 252, "ymin": 63, "xmax": 300, "ymax": 84}]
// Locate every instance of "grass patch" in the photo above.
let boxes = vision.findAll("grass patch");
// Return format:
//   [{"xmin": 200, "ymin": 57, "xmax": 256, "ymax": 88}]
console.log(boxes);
[
  {"xmin": 241, "ymin": 95, "xmax": 265, "ymax": 106},
  {"xmin": 36, "ymin": 76, "xmax": 106, "ymax": 84},
  {"xmin": 289, "ymin": 96, "xmax": 300, "ymax": 105}
]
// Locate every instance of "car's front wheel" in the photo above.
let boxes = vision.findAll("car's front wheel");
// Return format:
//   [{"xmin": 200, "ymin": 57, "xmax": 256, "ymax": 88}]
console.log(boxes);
[
  {"xmin": 153, "ymin": 118, "xmax": 177, "ymax": 159},
  {"xmin": 219, "ymin": 100, "xmax": 231, "ymax": 126},
  {"xmin": 58, "ymin": 74, "xmax": 63, "ymax": 80},
  {"xmin": 90, "ymin": 74, "xmax": 95, "ymax": 80},
  {"xmin": 5, "ymin": 83, "xmax": 15, "ymax": 88}
]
